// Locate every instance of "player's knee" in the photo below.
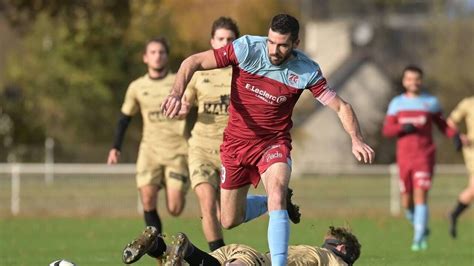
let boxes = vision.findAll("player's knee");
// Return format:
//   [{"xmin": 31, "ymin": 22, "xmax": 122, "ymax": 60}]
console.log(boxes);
[
  {"xmin": 167, "ymin": 203, "xmax": 184, "ymax": 216},
  {"xmin": 220, "ymin": 215, "xmax": 241, "ymax": 230},
  {"xmin": 267, "ymin": 191, "xmax": 286, "ymax": 211}
]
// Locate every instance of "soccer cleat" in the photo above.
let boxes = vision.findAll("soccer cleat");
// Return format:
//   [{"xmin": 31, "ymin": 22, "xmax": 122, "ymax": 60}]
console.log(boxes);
[
  {"xmin": 287, "ymin": 188, "xmax": 301, "ymax": 224},
  {"xmin": 411, "ymin": 243, "xmax": 421, "ymax": 252},
  {"xmin": 169, "ymin": 232, "xmax": 192, "ymax": 266},
  {"xmin": 420, "ymin": 240, "xmax": 428, "ymax": 250},
  {"xmin": 449, "ymin": 214, "xmax": 458, "ymax": 239},
  {"xmin": 122, "ymin": 226, "xmax": 160, "ymax": 264}
]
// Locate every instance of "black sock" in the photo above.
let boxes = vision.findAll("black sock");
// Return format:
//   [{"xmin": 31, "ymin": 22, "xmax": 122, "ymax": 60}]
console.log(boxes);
[
  {"xmin": 208, "ymin": 239, "xmax": 225, "ymax": 251},
  {"xmin": 147, "ymin": 237, "xmax": 167, "ymax": 258},
  {"xmin": 451, "ymin": 201, "xmax": 469, "ymax": 220},
  {"xmin": 185, "ymin": 244, "xmax": 221, "ymax": 266},
  {"xmin": 144, "ymin": 209, "xmax": 162, "ymax": 233}
]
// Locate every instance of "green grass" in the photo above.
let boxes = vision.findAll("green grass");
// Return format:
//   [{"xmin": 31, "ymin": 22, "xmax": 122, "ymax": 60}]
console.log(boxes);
[
  {"xmin": 1, "ymin": 216, "xmax": 473, "ymax": 265},
  {"xmin": 0, "ymin": 175, "xmax": 473, "ymax": 265}
]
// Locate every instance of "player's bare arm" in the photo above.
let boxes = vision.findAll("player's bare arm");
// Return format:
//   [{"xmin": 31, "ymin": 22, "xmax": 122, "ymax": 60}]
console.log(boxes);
[
  {"xmin": 161, "ymin": 50, "xmax": 218, "ymax": 118},
  {"xmin": 327, "ymin": 95, "xmax": 375, "ymax": 163},
  {"xmin": 447, "ymin": 118, "xmax": 471, "ymax": 147}
]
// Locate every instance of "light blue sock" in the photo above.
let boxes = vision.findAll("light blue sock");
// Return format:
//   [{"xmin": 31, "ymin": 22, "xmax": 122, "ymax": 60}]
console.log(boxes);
[
  {"xmin": 405, "ymin": 208, "xmax": 414, "ymax": 225},
  {"xmin": 268, "ymin": 210, "xmax": 289, "ymax": 266},
  {"xmin": 244, "ymin": 195, "xmax": 268, "ymax": 223},
  {"xmin": 413, "ymin": 204, "xmax": 428, "ymax": 244}
]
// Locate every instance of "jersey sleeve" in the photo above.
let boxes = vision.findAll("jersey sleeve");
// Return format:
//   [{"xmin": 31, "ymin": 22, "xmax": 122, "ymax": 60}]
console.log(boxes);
[
  {"xmin": 213, "ymin": 36, "xmax": 249, "ymax": 68},
  {"xmin": 120, "ymin": 84, "xmax": 139, "ymax": 116},
  {"xmin": 382, "ymin": 98, "xmax": 403, "ymax": 137},
  {"xmin": 449, "ymin": 98, "xmax": 468, "ymax": 124},
  {"xmin": 431, "ymin": 98, "xmax": 457, "ymax": 138},
  {"xmin": 306, "ymin": 68, "xmax": 336, "ymax": 106}
]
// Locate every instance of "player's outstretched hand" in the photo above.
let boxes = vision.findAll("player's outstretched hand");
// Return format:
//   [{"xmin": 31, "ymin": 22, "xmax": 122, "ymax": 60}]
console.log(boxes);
[
  {"xmin": 352, "ymin": 138, "xmax": 375, "ymax": 164},
  {"xmin": 107, "ymin": 148, "xmax": 120, "ymax": 165},
  {"xmin": 161, "ymin": 94, "xmax": 182, "ymax": 119},
  {"xmin": 176, "ymin": 95, "xmax": 191, "ymax": 119}
]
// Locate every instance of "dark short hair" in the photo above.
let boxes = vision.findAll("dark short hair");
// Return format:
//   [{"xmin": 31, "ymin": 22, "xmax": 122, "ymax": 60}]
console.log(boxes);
[
  {"xmin": 402, "ymin": 64, "xmax": 423, "ymax": 78},
  {"xmin": 144, "ymin": 37, "xmax": 170, "ymax": 54},
  {"xmin": 270, "ymin": 14, "xmax": 300, "ymax": 41},
  {"xmin": 211, "ymin": 17, "xmax": 240, "ymax": 38},
  {"xmin": 326, "ymin": 226, "xmax": 361, "ymax": 263}
]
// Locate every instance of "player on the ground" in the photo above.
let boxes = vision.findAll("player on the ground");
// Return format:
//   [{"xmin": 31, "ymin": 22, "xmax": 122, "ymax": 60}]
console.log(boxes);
[
  {"xmin": 382, "ymin": 65, "xmax": 459, "ymax": 251},
  {"xmin": 447, "ymin": 96, "xmax": 474, "ymax": 238},
  {"xmin": 107, "ymin": 37, "xmax": 189, "ymax": 261},
  {"xmin": 122, "ymin": 225, "xmax": 361, "ymax": 266},
  {"xmin": 181, "ymin": 17, "xmax": 239, "ymax": 251},
  {"xmin": 161, "ymin": 14, "xmax": 374, "ymax": 265}
]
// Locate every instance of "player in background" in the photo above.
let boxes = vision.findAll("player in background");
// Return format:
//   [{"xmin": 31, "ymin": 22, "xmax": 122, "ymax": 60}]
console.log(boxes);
[
  {"xmin": 447, "ymin": 96, "xmax": 474, "ymax": 238},
  {"xmin": 122, "ymin": 225, "xmax": 361, "ymax": 266},
  {"xmin": 180, "ymin": 17, "xmax": 239, "ymax": 251},
  {"xmin": 107, "ymin": 37, "xmax": 189, "ymax": 262},
  {"xmin": 382, "ymin": 65, "xmax": 460, "ymax": 251},
  {"xmin": 161, "ymin": 14, "xmax": 374, "ymax": 265}
]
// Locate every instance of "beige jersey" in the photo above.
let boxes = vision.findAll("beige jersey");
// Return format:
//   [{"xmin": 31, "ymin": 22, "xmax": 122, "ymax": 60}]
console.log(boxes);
[
  {"xmin": 210, "ymin": 244, "xmax": 270, "ymax": 265},
  {"xmin": 185, "ymin": 68, "xmax": 232, "ymax": 149},
  {"xmin": 121, "ymin": 73, "xmax": 187, "ymax": 154},
  {"xmin": 284, "ymin": 245, "xmax": 348, "ymax": 266},
  {"xmin": 449, "ymin": 96, "xmax": 474, "ymax": 141}
]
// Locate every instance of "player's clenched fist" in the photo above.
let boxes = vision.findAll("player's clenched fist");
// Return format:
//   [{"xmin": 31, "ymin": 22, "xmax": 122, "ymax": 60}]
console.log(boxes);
[{"xmin": 161, "ymin": 94, "xmax": 182, "ymax": 119}]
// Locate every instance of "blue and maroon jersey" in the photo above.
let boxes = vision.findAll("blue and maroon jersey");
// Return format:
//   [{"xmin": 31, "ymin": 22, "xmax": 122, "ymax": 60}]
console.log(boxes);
[
  {"xmin": 383, "ymin": 92, "xmax": 457, "ymax": 161},
  {"xmin": 213, "ymin": 35, "xmax": 336, "ymax": 139}
]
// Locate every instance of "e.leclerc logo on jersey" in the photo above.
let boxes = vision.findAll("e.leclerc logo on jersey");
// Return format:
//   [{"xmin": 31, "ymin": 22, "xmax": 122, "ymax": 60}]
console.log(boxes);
[{"xmin": 245, "ymin": 83, "xmax": 287, "ymax": 105}]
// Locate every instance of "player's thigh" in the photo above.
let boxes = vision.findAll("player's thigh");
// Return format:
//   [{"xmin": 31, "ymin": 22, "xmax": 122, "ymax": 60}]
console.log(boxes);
[
  {"xmin": 412, "ymin": 162, "xmax": 433, "ymax": 204},
  {"xmin": 164, "ymin": 155, "xmax": 190, "ymax": 216},
  {"xmin": 261, "ymin": 162, "xmax": 291, "ymax": 211},
  {"xmin": 220, "ymin": 185, "xmax": 250, "ymax": 228},
  {"xmin": 195, "ymin": 183, "xmax": 219, "ymax": 214}
]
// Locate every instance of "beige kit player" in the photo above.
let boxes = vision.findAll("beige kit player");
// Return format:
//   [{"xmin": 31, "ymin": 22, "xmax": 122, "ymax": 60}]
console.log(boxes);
[
  {"xmin": 107, "ymin": 37, "xmax": 189, "ymax": 255},
  {"xmin": 179, "ymin": 17, "xmax": 240, "ymax": 251},
  {"xmin": 448, "ymin": 96, "xmax": 474, "ymax": 238}
]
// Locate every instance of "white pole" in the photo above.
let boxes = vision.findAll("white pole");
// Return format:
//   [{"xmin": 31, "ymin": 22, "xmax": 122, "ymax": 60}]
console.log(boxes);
[
  {"xmin": 389, "ymin": 163, "xmax": 400, "ymax": 216},
  {"xmin": 45, "ymin": 137, "xmax": 54, "ymax": 185},
  {"xmin": 11, "ymin": 164, "xmax": 20, "ymax": 215}
]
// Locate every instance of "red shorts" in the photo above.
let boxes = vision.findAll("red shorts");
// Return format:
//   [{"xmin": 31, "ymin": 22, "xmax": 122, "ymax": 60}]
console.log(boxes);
[
  {"xmin": 219, "ymin": 133, "xmax": 292, "ymax": 190},
  {"xmin": 398, "ymin": 158, "xmax": 434, "ymax": 194}
]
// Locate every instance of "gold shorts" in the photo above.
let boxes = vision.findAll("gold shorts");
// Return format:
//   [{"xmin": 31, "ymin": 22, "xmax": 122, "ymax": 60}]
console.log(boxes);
[
  {"xmin": 188, "ymin": 144, "xmax": 221, "ymax": 190},
  {"xmin": 463, "ymin": 146, "xmax": 474, "ymax": 176},
  {"xmin": 210, "ymin": 244, "xmax": 270, "ymax": 265},
  {"xmin": 136, "ymin": 145, "xmax": 189, "ymax": 192}
]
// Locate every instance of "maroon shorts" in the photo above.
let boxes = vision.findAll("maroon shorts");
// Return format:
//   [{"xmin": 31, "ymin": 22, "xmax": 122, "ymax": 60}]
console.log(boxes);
[
  {"xmin": 219, "ymin": 134, "xmax": 292, "ymax": 190},
  {"xmin": 398, "ymin": 157, "xmax": 435, "ymax": 194}
]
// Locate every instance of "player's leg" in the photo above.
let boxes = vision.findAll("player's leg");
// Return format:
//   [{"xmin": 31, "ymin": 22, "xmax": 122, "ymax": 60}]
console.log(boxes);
[
  {"xmin": 261, "ymin": 162, "xmax": 291, "ymax": 266},
  {"xmin": 195, "ymin": 182, "xmax": 225, "ymax": 250},
  {"xmin": 450, "ymin": 173, "xmax": 474, "ymax": 238},
  {"xmin": 169, "ymin": 232, "xmax": 221, "ymax": 266},
  {"xmin": 399, "ymin": 163, "xmax": 415, "ymax": 224},
  {"xmin": 411, "ymin": 166, "xmax": 432, "ymax": 251},
  {"xmin": 450, "ymin": 150, "xmax": 474, "ymax": 238},
  {"xmin": 220, "ymin": 184, "xmax": 251, "ymax": 229},
  {"xmin": 189, "ymin": 146, "xmax": 225, "ymax": 250},
  {"xmin": 122, "ymin": 226, "xmax": 167, "ymax": 264},
  {"xmin": 164, "ymin": 155, "xmax": 189, "ymax": 216}
]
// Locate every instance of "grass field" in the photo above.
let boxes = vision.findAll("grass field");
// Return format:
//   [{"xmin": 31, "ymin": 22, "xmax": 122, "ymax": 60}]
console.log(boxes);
[
  {"xmin": 0, "ymin": 175, "xmax": 473, "ymax": 265},
  {"xmin": 1, "ymin": 216, "xmax": 473, "ymax": 265}
]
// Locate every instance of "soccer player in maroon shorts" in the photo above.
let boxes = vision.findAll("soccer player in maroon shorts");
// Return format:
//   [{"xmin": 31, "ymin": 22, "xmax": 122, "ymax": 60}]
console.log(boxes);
[{"xmin": 162, "ymin": 14, "xmax": 374, "ymax": 265}]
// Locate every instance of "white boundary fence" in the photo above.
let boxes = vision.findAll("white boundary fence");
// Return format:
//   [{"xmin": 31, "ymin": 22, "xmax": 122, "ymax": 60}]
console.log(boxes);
[{"xmin": 0, "ymin": 163, "xmax": 467, "ymax": 216}]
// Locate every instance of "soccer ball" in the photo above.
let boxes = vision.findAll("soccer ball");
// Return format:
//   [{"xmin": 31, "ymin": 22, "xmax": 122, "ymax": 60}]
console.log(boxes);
[{"xmin": 49, "ymin": 259, "xmax": 76, "ymax": 266}]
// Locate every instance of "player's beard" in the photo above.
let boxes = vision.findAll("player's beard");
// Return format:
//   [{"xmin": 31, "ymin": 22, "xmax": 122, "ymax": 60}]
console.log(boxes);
[{"xmin": 269, "ymin": 52, "xmax": 292, "ymax": 66}]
